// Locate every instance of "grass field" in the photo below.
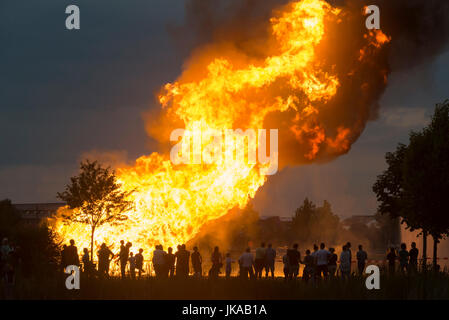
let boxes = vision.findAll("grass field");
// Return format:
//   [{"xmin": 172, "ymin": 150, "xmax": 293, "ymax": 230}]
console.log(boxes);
[{"xmin": 5, "ymin": 271, "xmax": 449, "ymax": 300}]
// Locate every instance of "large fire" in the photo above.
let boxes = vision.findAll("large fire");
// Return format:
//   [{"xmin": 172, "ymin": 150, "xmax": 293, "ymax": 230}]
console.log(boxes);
[{"xmin": 50, "ymin": 0, "xmax": 389, "ymax": 255}]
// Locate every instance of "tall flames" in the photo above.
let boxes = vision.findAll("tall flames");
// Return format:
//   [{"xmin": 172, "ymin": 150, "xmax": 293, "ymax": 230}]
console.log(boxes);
[{"xmin": 51, "ymin": 0, "xmax": 390, "ymax": 255}]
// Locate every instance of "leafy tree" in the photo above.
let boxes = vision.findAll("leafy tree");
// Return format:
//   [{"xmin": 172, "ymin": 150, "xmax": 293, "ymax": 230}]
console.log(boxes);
[
  {"xmin": 373, "ymin": 100, "xmax": 449, "ymax": 269},
  {"xmin": 57, "ymin": 160, "xmax": 134, "ymax": 262},
  {"xmin": 0, "ymin": 199, "xmax": 61, "ymax": 279},
  {"xmin": 373, "ymin": 211, "xmax": 401, "ymax": 249},
  {"xmin": 402, "ymin": 101, "xmax": 449, "ymax": 268},
  {"xmin": 291, "ymin": 198, "xmax": 340, "ymax": 244},
  {"xmin": 314, "ymin": 200, "xmax": 340, "ymax": 243},
  {"xmin": 291, "ymin": 198, "xmax": 316, "ymax": 242}
]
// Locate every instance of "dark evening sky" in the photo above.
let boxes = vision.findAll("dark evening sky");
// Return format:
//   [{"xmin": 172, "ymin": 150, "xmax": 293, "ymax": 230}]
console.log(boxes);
[{"xmin": 1, "ymin": 0, "xmax": 449, "ymax": 218}]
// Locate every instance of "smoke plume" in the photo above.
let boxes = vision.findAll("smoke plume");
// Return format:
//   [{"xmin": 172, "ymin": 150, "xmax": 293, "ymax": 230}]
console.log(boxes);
[{"xmin": 160, "ymin": 0, "xmax": 449, "ymax": 167}]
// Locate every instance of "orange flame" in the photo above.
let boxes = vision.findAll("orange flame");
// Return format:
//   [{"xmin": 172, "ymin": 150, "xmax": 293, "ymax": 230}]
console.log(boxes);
[{"xmin": 50, "ymin": 0, "xmax": 389, "ymax": 256}]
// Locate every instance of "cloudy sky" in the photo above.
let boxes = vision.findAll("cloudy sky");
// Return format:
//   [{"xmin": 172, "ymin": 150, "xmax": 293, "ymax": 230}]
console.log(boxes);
[{"xmin": 1, "ymin": 0, "xmax": 448, "ymax": 218}]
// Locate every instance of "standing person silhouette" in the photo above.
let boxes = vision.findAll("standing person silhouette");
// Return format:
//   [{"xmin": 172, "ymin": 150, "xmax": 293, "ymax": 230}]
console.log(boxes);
[
  {"xmin": 356, "ymin": 245, "xmax": 368, "ymax": 275},
  {"xmin": 174, "ymin": 245, "xmax": 182, "ymax": 277},
  {"xmin": 66, "ymin": 239, "xmax": 80, "ymax": 267},
  {"xmin": 129, "ymin": 252, "xmax": 136, "ymax": 279},
  {"xmin": 191, "ymin": 246, "xmax": 202, "ymax": 278},
  {"xmin": 264, "ymin": 243, "xmax": 276, "ymax": 279},
  {"xmin": 340, "ymin": 245, "xmax": 351, "ymax": 280},
  {"xmin": 386, "ymin": 247, "xmax": 397, "ymax": 275},
  {"xmin": 315, "ymin": 243, "xmax": 330, "ymax": 280},
  {"xmin": 282, "ymin": 251, "xmax": 290, "ymax": 281},
  {"xmin": 152, "ymin": 245, "xmax": 166, "ymax": 278},
  {"xmin": 175, "ymin": 244, "xmax": 190, "ymax": 278},
  {"xmin": 254, "ymin": 243, "xmax": 266, "ymax": 279},
  {"xmin": 166, "ymin": 247, "xmax": 175, "ymax": 277},
  {"xmin": 119, "ymin": 241, "xmax": 132, "ymax": 279},
  {"xmin": 135, "ymin": 249, "xmax": 144, "ymax": 278},
  {"xmin": 82, "ymin": 248, "xmax": 91, "ymax": 277},
  {"xmin": 239, "ymin": 248, "xmax": 254, "ymax": 280},
  {"xmin": 97, "ymin": 243, "xmax": 114, "ymax": 278},
  {"xmin": 409, "ymin": 242, "xmax": 419, "ymax": 273},
  {"xmin": 328, "ymin": 248, "xmax": 338, "ymax": 278},
  {"xmin": 302, "ymin": 250, "xmax": 314, "ymax": 282},
  {"xmin": 225, "ymin": 253, "xmax": 234, "ymax": 279},
  {"xmin": 209, "ymin": 246, "xmax": 222, "ymax": 279},
  {"xmin": 398, "ymin": 243, "xmax": 409, "ymax": 274},
  {"xmin": 287, "ymin": 244, "xmax": 301, "ymax": 280},
  {"xmin": 346, "ymin": 242, "xmax": 352, "ymax": 275}
]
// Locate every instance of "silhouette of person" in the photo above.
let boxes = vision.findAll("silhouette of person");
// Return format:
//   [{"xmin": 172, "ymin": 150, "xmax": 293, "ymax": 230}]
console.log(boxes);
[
  {"xmin": 386, "ymin": 247, "xmax": 397, "ymax": 275},
  {"xmin": 315, "ymin": 243, "xmax": 330, "ymax": 280},
  {"xmin": 409, "ymin": 242, "xmax": 419, "ymax": 273},
  {"xmin": 66, "ymin": 239, "xmax": 80, "ymax": 267},
  {"xmin": 119, "ymin": 241, "xmax": 131, "ymax": 279},
  {"xmin": 239, "ymin": 248, "xmax": 254, "ymax": 280},
  {"xmin": 174, "ymin": 245, "xmax": 182, "ymax": 277},
  {"xmin": 166, "ymin": 247, "xmax": 175, "ymax": 277},
  {"xmin": 135, "ymin": 249, "xmax": 144, "ymax": 278},
  {"xmin": 152, "ymin": 245, "xmax": 166, "ymax": 278},
  {"xmin": 254, "ymin": 242, "xmax": 266, "ymax": 279},
  {"xmin": 97, "ymin": 243, "xmax": 114, "ymax": 277},
  {"xmin": 129, "ymin": 252, "xmax": 136, "ymax": 279},
  {"xmin": 340, "ymin": 245, "xmax": 351, "ymax": 280},
  {"xmin": 191, "ymin": 246, "xmax": 202, "ymax": 278},
  {"xmin": 82, "ymin": 248, "xmax": 91, "ymax": 276},
  {"xmin": 176, "ymin": 244, "xmax": 190, "ymax": 278},
  {"xmin": 346, "ymin": 242, "xmax": 352, "ymax": 274},
  {"xmin": 328, "ymin": 248, "xmax": 338, "ymax": 278},
  {"xmin": 398, "ymin": 243, "xmax": 409, "ymax": 273},
  {"xmin": 264, "ymin": 243, "xmax": 276, "ymax": 278},
  {"xmin": 209, "ymin": 246, "xmax": 222, "ymax": 279},
  {"xmin": 225, "ymin": 253, "xmax": 233, "ymax": 279},
  {"xmin": 282, "ymin": 252, "xmax": 289, "ymax": 281},
  {"xmin": 60, "ymin": 244, "xmax": 68, "ymax": 271},
  {"xmin": 119, "ymin": 240, "xmax": 125, "ymax": 254},
  {"xmin": 356, "ymin": 245, "xmax": 368, "ymax": 275},
  {"xmin": 302, "ymin": 249, "xmax": 314, "ymax": 282},
  {"xmin": 287, "ymin": 244, "xmax": 301, "ymax": 280}
]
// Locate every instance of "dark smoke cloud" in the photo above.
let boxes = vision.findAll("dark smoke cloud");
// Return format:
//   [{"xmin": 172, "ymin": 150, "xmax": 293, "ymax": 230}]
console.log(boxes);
[
  {"xmin": 167, "ymin": 0, "xmax": 291, "ymax": 57},
  {"xmin": 171, "ymin": 0, "xmax": 449, "ymax": 69},
  {"xmin": 375, "ymin": 0, "xmax": 449, "ymax": 70},
  {"xmin": 165, "ymin": 0, "xmax": 449, "ymax": 167}
]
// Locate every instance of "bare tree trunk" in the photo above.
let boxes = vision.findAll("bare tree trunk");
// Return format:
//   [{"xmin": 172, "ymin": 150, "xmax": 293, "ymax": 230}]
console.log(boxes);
[
  {"xmin": 422, "ymin": 230, "xmax": 427, "ymax": 272},
  {"xmin": 433, "ymin": 236, "xmax": 438, "ymax": 271}
]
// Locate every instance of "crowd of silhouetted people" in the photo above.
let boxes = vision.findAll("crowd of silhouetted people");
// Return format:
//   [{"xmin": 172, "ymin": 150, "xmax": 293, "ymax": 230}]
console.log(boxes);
[{"xmin": 58, "ymin": 238, "xmax": 429, "ymax": 281}]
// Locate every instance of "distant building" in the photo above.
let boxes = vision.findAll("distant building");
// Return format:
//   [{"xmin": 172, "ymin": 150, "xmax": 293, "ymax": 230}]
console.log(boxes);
[
  {"xmin": 341, "ymin": 215, "xmax": 377, "ymax": 230},
  {"xmin": 13, "ymin": 203, "xmax": 65, "ymax": 224},
  {"xmin": 260, "ymin": 215, "xmax": 292, "ymax": 222}
]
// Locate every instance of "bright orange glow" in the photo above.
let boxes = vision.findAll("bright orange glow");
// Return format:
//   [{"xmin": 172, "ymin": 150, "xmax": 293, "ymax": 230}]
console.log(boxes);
[{"xmin": 50, "ymin": 0, "xmax": 389, "ymax": 256}]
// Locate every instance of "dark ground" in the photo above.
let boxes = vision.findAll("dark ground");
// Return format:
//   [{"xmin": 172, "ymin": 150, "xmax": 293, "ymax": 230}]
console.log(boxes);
[{"xmin": 4, "ymin": 272, "xmax": 449, "ymax": 300}]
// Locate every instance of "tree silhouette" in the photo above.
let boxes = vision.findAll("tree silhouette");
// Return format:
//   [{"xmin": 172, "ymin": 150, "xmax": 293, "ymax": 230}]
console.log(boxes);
[
  {"xmin": 291, "ymin": 198, "xmax": 340, "ymax": 244},
  {"xmin": 373, "ymin": 100, "xmax": 449, "ymax": 269},
  {"xmin": 292, "ymin": 198, "xmax": 316, "ymax": 242},
  {"xmin": 57, "ymin": 160, "xmax": 134, "ymax": 262}
]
